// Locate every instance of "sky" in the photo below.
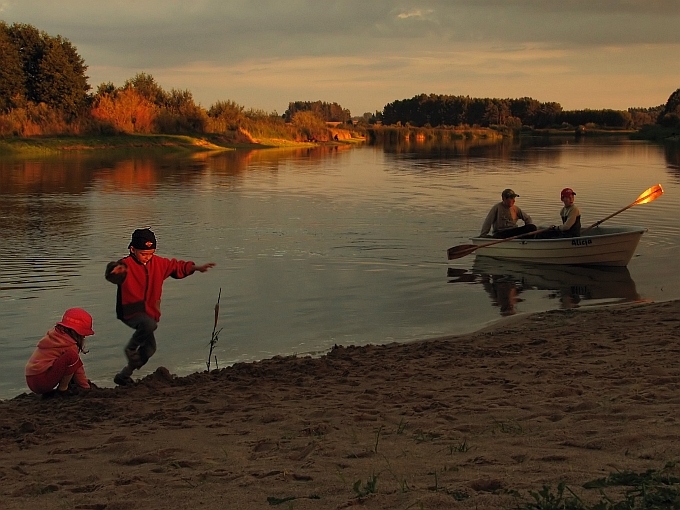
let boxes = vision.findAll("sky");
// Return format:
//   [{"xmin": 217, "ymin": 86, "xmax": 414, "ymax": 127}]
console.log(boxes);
[{"xmin": 2, "ymin": 0, "xmax": 680, "ymax": 116}]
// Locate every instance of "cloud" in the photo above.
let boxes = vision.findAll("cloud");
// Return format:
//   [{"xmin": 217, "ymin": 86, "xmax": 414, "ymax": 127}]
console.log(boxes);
[{"xmin": 2, "ymin": 0, "xmax": 679, "ymax": 113}]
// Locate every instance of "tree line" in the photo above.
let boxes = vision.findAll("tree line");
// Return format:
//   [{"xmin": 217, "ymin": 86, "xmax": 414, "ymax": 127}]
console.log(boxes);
[
  {"xmin": 0, "ymin": 21, "xmax": 678, "ymax": 140},
  {"xmin": 0, "ymin": 22, "xmax": 356, "ymax": 141},
  {"xmin": 378, "ymin": 94, "xmax": 673, "ymax": 130}
]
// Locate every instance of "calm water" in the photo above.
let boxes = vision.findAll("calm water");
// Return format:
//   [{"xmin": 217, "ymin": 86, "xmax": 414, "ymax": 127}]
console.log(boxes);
[{"xmin": 1, "ymin": 138, "xmax": 679, "ymax": 399}]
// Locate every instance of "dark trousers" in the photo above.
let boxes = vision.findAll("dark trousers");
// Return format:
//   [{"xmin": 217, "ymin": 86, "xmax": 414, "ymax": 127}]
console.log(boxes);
[
  {"xmin": 493, "ymin": 224, "xmax": 537, "ymax": 239},
  {"xmin": 119, "ymin": 313, "xmax": 158, "ymax": 376}
]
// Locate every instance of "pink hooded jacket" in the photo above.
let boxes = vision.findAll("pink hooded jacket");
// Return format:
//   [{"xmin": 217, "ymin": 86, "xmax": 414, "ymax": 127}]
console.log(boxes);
[{"xmin": 25, "ymin": 328, "xmax": 89, "ymax": 389}]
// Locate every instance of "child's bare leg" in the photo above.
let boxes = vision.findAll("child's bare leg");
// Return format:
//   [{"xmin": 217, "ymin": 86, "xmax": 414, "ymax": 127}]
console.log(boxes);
[{"xmin": 57, "ymin": 373, "xmax": 74, "ymax": 392}]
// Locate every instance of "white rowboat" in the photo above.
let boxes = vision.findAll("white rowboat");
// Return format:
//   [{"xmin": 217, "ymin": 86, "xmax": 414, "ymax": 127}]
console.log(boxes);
[{"xmin": 469, "ymin": 225, "xmax": 647, "ymax": 266}]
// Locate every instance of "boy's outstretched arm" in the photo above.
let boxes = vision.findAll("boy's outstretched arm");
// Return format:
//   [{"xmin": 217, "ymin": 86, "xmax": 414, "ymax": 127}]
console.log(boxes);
[
  {"xmin": 192, "ymin": 262, "xmax": 216, "ymax": 273},
  {"xmin": 105, "ymin": 260, "xmax": 128, "ymax": 284}
]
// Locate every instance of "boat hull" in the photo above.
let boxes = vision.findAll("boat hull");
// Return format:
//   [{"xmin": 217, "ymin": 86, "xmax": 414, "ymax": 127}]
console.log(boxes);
[{"xmin": 470, "ymin": 226, "xmax": 647, "ymax": 266}]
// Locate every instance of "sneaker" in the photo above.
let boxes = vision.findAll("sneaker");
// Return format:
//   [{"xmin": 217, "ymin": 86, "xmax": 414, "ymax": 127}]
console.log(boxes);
[{"xmin": 113, "ymin": 373, "xmax": 134, "ymax": 386}]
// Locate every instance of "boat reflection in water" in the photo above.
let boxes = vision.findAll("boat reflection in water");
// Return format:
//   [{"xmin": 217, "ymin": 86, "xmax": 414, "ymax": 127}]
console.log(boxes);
[{"xmin": 447, "ymin": 258, "xmax": 641, "ymax": 317}]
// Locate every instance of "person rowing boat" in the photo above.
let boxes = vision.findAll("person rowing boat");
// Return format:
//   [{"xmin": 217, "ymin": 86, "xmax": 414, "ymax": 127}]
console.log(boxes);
[{"xmin": 479, "ymin": 188, "xmax": 537, "ymax": 239}]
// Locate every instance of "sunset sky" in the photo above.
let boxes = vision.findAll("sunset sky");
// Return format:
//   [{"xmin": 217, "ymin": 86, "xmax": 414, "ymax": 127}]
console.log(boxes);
[{"xmin": 2, "ymin": 1, "xmax": 679, "ymax": 116}]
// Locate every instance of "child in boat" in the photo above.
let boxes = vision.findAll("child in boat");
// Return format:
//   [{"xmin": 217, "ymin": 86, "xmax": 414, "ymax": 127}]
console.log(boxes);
[
  {"xmin": 25, "ymin": 308, "xmax": 95, "ymax": 397},
  {"xmin": 105, "ymin": 228, "xmax": 215, "ymax": 386},
  {"xmin": 537, "ymin": 188, "xmax": 581, "ymax": 238}
]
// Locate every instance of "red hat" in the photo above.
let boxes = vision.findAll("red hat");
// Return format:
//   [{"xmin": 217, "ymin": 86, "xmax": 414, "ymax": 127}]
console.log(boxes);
[
  {"xmin": 560, "ymin": 187, "xmax": 576, "ymax": 199},
  {"xmin": 57, "ymin": 308, "xmax": 95, "ymax": 336}
]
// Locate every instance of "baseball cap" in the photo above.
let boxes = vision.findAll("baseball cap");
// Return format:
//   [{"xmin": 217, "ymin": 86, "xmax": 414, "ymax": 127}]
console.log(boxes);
[
  {"xmin": 502, "ymin": 189, "xmax": 519, "ymax": 199},
  {"xmin": 561, "ymin": 188, "xmax": 576, "ymax": 199},
  {"xmin": 129, "ymin": 228, "xmax": 157, "ymax": 250},
  {"xmin": 57, "ymin": 308, "xmax": 95, "ymax": 337}
]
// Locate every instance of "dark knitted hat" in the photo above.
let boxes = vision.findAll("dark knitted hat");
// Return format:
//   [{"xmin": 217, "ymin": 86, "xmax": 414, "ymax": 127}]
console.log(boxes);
[{"xmin": 129, "ymin": 228, "xmax": 157, "ymax": 250}]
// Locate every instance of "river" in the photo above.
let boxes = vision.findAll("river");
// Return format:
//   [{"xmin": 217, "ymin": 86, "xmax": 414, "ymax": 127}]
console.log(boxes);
[{"xmin": 1, "ymin": 136, "xmax": 678, "ymax": 399}]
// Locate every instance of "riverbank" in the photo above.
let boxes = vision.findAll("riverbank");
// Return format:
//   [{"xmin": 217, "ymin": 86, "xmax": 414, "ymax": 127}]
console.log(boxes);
[
  {"xmin": 0, "ymin": 132, "xmax": 364, "ymax": 156},
  {"xmin": 1, "ymin": 299, "xmax": 679, "ymax": 509}
]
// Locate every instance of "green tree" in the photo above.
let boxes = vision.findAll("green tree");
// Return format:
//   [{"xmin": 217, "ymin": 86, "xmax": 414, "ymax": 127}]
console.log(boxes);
[
  {"xmin": 5, "ymin": 23, "xmax": 89, "ymax": 115},
  {"xmin": 0, "ymin": 23, "xmax": 25, "ymax": 112},
  {"xmin": 207, "ymin": 100, "xmax": 244, "ymax": 129},
  {"xmin": 155, "ymin": 88, "xmax": 207, "ymax": 133},
  {"xmin": 5, "ymin": 23, "xmax": 44, "ymax": 105},
  {"xmin": 96, "ymin": 82, "xmax": 116, "ymax": 96},
  {"xmin": 34, "ymin": 36, "xmax": 89, "ymax": 115},
  {"xmin": 658, "ymin": 88, "xmax": 680, "ymax": 127},
  {"xmin": 124, "ymin": 73, "xmax": 167, "ymax": 106},
  {"xmin": 285, "ymin": 101, "xmax": 351, "ymax": 123}
]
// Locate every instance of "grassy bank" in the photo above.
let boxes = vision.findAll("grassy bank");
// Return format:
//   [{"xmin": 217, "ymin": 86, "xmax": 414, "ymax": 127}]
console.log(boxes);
[
  {"xmin": 0, "ymin": 134, "xmax": 235, "ymax": 156},
  {"xmin": 0, "ymin": 132, "xmax": 364, "ymax": 156},
  {"xmin": 630, "ymin": 125, "xmax": 680, "ymax": 142}
]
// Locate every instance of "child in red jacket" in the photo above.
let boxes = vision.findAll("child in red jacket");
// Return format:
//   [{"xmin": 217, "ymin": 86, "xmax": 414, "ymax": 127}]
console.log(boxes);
[
  {"xmin": 105, "ymin": 228, "xmax": 215, "ymax": 386},
  {"xmin": 25, "ymin": 308, "xmax": 95, "ymax": 396}
]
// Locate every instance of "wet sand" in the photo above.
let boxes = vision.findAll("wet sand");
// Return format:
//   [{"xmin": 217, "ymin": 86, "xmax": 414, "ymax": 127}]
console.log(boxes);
[{"xmin": 1, "ymin": 300, "xmax": 679, "ymax": 509}]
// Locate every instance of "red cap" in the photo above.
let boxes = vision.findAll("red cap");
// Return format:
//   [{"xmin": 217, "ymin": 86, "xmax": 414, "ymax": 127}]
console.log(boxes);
[
  {"xmin": 57, "ymin": 308, "xmax": 95, "ymax": 336},
  {"xmin": 561, "ymin": 187, "xmax": 576, "ymax": 199}
]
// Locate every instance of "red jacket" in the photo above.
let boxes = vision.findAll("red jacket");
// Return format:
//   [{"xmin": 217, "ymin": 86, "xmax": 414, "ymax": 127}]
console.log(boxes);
[
  {"xmin": 105, "ymin": 254, "xmax": 195, "ymax": 322},
  {"xmin": 25, "ymin": 328, "xmax": 89, "ymax": 388}
]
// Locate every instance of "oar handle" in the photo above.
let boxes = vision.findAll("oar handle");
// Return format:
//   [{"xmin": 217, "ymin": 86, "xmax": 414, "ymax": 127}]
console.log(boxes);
[
  {"xmin": 476, "ymin": 227, "xmax": 550, "ymax": 248},
  {"xmin": 583, "ymin": 204, "xmax": 633, "ymax": 231},
  {"xmin": 447, "ymin": 227, "xmax": 551, "ymax": 260}
]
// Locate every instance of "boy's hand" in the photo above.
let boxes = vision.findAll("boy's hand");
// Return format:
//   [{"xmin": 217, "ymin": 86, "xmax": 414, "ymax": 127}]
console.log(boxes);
[
  {"xmin": 105, "ymin": 261, "xmax": 128, "ymax": 284},
  {"xmin": 110, "ymin": 263, "xmax": 127, "ymax": 275},
  {"xmin": 194, "ymin": 262, "xmax": 215, "ymax": 273}
]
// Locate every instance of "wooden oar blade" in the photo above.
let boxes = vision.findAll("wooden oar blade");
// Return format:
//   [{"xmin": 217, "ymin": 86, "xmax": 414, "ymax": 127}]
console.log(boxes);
[
  {"xmin": 634, "ymin": 184, "xmax": 663, "ymax": 205},
  {"xmin": 447, "ymin": 244, "xmax": 477, "ymax": 260}
]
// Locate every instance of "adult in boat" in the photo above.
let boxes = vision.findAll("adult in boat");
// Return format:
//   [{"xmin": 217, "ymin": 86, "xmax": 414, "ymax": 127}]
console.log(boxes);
[
  {"xmin": 479, "ymin": 189, "xmax": 537, "ymax": 239},
  {"xmin": 535, "ymin": 187, "xmax": 581, "ymax": 239}
]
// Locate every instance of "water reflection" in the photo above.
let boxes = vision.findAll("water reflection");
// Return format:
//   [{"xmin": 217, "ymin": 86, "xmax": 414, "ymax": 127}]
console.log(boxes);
[
  {"xmin": 447, "ymin": 258, "xmax": 641, "ymax": 316},
  {"xmin": 665, "ymin": 143, "xmax": 680, "ymax": 180},
  {"xmin": 0, "ymin": 146, "xmax": 354, "ymax": 194},
  {"xmin": 374, "ymin": 136, "xmax": 578, "ymax": 173}
]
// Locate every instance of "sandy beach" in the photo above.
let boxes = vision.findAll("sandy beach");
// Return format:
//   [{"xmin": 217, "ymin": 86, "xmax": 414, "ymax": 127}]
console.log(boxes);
[{"xmin": 1, "ymin": 299, "xmax": 679, "ymax": 509}]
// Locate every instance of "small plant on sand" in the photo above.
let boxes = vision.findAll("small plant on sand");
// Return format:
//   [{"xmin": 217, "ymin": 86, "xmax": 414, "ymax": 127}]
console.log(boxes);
[
  {"xmin": 492, "ymin": 418, "xmax": 523, "ymax": 435},
  {"xmin": 413, "ymin": 429, "xmax": 440, "ymax": 443},
  {"xmin": 266, "ymin": 494, "xmax": 320, "ymax": 506},
  {"xmin": 206, "ymin": 288, "xmax": 223, "ymax": 371},
  {"xmin": 514, "ymin": 462, "xmax": 680, "ymax": 509},
  {"xmin": 448, "ymin": 439, "xmax": 470, "ymax": 454},
  {"xmin": 518, "ymin": 482, "xmax": 584, "ymax": 509},
  {"xmin": 381, "ymin": 455, "xmax": 412, "ymax": 493},
  {"xmin": 353, "ymin": 473, "xmax": 379, "ymax": 498},
  {"xmin": 373, "ymin": 425, "xmax": 384, "ymax": 453},
  {"xmin": 430, "ymin": 470, "xmax": 440, "ymax": 492}
]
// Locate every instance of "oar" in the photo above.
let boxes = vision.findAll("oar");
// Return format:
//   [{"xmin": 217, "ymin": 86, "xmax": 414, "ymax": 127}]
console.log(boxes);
[
  {"xmin": 447, "ymin": 228, "xmax": 550, "ymax": 260},
  {"xmin": 583, "ymin": 183, "xmax": 664, "ymax": 232}
]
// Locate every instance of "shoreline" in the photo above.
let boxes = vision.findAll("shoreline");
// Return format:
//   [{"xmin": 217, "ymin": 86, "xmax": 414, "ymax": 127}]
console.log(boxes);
[
  {"xmin": 2, "ymin": 298, "xmax": 679, "ymax": 508},
  {"xmin": 0, "ymin": 133, "xmax": 365, "ymax": 156}
]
